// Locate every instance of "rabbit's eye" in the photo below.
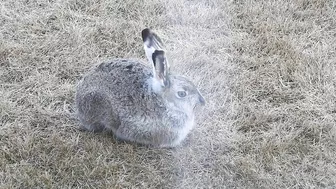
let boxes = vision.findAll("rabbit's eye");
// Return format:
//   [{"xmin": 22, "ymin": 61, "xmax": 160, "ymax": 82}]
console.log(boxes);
[{"xmin": 177, "ymin": 91, "xmax": 187, "ymax": 98}]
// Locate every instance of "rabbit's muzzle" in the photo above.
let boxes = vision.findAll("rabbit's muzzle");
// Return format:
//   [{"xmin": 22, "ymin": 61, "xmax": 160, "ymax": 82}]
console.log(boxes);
[{"xmin": 198, "ymin": 95, "xmax": 206, "ymax": 106}]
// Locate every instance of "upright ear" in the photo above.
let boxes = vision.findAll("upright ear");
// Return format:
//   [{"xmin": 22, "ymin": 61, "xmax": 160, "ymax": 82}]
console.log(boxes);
[
  {"xmin": 141, "ymin": 28, "xmax": 164, "ymax": 50},
  {"xmin": 141, "ymin": 28, "xmax": 170, "ymax": 79},
  {"xmin": 152, "ymin": 50, "xmax": 170, "ymax": 87}
]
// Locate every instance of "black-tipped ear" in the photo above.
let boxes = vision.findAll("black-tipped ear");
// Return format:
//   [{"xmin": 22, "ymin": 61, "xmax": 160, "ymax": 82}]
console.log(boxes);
[
  {"xmin": 141, "ymin": 28, "xmax": 169, "ymax": 87},
  {"xmin": 152, "ymin": 50, "xmax": 169, "ymax": 87},
  {"xmin": 141, "ymin": 28, "xmax": 151, "ymax": 42},
  {"xmin": 141, "ymin": 28, "xmax": 164, "ymax": 49}
]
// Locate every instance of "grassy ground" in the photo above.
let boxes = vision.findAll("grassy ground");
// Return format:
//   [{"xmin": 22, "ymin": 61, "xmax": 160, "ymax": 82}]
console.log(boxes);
[{"xmin": 1, "ymin": 0, "xmax": 335, "ymax": 188}]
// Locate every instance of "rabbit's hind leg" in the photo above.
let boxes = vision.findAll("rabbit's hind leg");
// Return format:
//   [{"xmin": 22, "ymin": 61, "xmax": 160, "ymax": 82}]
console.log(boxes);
[
  {"xmin": 78, "ymin": 121, "xmax": 105, "ymax": 132},
  {"xmin": 76, "ymin": 91, "xmax": 113, "ymax": 132}
]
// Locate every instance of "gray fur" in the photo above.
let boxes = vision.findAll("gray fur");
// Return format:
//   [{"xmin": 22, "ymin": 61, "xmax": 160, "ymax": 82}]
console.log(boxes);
[{"xmin": 75, "ymin": 29, "xmax": 205, "ymax": 148}]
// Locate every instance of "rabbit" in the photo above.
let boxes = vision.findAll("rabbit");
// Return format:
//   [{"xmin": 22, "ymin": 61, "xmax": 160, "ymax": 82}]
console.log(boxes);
[{"xmin": 75, "ymin": 28, "xmax": 205, "ymax": 147}]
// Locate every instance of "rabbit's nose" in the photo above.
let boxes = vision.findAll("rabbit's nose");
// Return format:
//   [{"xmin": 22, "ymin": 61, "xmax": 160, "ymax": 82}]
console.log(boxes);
[{"xmin": 198, "ymin": 94, "xmax": 206, "ymax": 106}]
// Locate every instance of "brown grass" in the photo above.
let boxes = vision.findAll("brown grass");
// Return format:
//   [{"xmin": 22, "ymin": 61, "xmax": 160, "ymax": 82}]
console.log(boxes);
[{"xmin": 1, "ymin": 0, "xmax": 335, "ymax": 188}]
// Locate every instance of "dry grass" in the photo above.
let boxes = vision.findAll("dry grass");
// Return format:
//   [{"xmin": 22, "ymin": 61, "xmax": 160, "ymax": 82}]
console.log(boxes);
[{"xmin": 1, "ymin": 0, "xmax": 335, "ymax": 188}]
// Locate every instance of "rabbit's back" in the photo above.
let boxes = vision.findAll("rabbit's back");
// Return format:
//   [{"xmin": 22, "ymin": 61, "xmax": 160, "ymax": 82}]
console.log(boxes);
[{"xmin": 76, "ymin": 59, "xmax": 167, "ymax": 130}]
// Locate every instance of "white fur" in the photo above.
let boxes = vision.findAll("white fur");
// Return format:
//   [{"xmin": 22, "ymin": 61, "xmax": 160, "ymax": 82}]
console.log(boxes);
[
  {"xmin": 144, "ymin": 43, "xmax": 157, "ymax": 78},
  {"xmin": 178, "ymin": 115, "xmax": 195, "ymax": 142},
  {"xmin": 147, "ymin": 77, "xmax": 163, "ymax": 94}
]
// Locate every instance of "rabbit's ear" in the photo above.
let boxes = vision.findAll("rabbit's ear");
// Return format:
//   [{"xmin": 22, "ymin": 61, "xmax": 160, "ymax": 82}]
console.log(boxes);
[
  {"xmin": 141, "ymin": 28, "xmax": 169, "ymax": 79},
  {"xmin": 152, "ymin": 50, "xmax": 170, "ymax": 87},
  {"xmin": 142, "ymin": 28, "xmax": 164, "ymax": 50}
]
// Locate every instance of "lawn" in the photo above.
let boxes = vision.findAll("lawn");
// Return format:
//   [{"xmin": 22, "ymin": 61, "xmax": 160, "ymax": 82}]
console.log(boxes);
[{"xmin": 1, "ymin": 0, "xmax": 335, "ymax": 188}]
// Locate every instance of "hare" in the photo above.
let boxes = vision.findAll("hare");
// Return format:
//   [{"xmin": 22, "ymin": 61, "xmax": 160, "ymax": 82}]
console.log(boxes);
[{"xmin": 75, "ymin": 28, "xmax": 205, "ymax": 147}]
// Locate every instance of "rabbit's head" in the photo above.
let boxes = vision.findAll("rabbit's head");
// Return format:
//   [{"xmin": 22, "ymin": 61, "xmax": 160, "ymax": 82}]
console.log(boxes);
[
  {"xmin": 163, "ymin": 75, "xmax": 205, "ymax": 115},
  {"xmin": 142, "ymin": 28, "xmax": 205, "ymax": 114}
]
